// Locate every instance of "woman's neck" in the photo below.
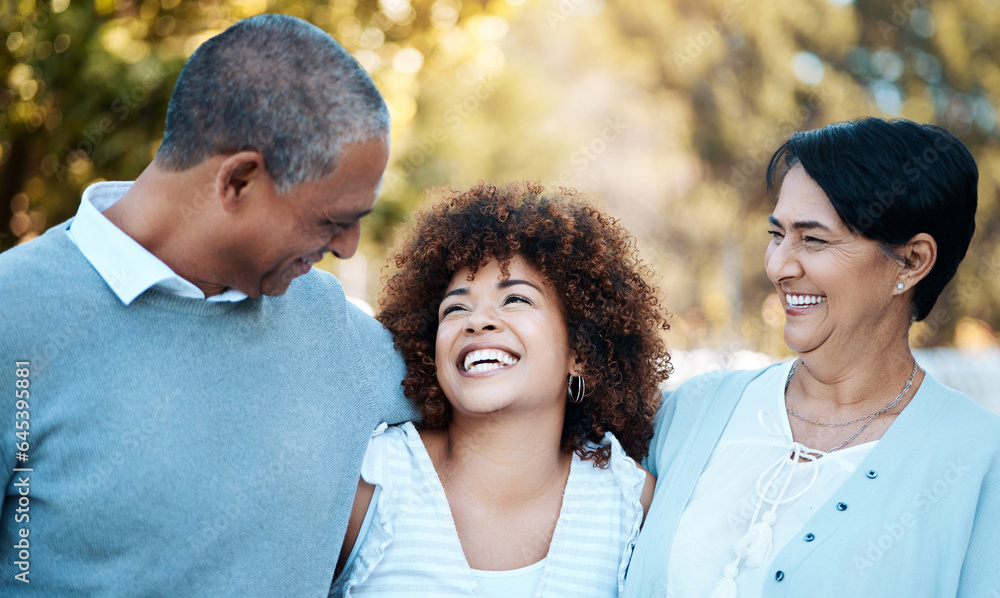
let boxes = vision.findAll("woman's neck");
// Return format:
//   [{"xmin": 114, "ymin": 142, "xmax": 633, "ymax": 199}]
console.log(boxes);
[
  {"xmin": 425, "ymin": 407, "xmax": 570, "ymax": 505},
  {"xmin": 792, "ymin": 335, "xmax": 919, "ymax": 413},
  {"xmin": 784, "ymin": 333, "xmax": 924, "ymax": 454},
  {"xmin": 422, "ymin": 406, "xmax": 573, "ymax": 570}
]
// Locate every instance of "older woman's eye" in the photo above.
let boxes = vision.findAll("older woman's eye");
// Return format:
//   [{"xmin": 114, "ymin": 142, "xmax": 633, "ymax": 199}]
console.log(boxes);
[
  {"xmin": 803, "ymin": 236, "xmax": 827, "ymax": 245},
  {"xmin": 767, "ymin": 230, "xmax": 784, "ymax": 242}
]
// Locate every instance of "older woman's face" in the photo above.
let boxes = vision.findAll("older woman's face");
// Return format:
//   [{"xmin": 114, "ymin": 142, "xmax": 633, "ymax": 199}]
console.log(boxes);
[
  {"xmin": 434, "ymin": 256, "xmax": 577, "ymax": 419},
  {"xmin": 765, "ymin": 165, "xmax": 903, "ymax": 355}
]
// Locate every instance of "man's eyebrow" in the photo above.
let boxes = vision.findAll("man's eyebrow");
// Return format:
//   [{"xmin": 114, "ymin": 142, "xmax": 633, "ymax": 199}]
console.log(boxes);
[{"xmin": 768, "ymin": 215, "xmax": 832, "ymax": 232}]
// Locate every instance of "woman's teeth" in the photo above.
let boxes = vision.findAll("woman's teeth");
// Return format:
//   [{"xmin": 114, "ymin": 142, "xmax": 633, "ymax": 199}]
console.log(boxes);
[
  {"xmin": 786, "ymin": 294, "xmax": 827, "ymax": 306},
  {"xmin": 463, "ymin": 349, "xmax": 518, "ymax": 372}
]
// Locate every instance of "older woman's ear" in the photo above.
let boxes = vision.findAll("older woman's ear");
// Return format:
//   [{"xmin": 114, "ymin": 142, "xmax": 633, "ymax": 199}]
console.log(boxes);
[{"xmin": 896, "ymin": 232, "xmax": 937, "ymax": 293}]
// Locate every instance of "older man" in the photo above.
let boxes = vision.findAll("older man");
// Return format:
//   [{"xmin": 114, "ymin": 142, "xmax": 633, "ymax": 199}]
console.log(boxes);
[{"xmin": 0, "ymin": 15, "xmax": 414, "ymax": 596}]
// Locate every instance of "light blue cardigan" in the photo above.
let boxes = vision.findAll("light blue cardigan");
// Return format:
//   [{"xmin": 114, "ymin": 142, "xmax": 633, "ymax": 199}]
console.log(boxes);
[{"xmin": 623, "ymin": 364, "xmax": 1000, "ymax": 597}]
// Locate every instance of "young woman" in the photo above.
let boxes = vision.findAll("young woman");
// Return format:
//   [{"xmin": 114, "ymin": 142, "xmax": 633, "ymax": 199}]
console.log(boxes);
[{"xmin": 332, "ymin": 182, "xmax": 672, "ymax": 597}]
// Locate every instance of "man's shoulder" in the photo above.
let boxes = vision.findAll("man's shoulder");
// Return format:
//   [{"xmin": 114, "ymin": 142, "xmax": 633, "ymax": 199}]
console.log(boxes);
[
  {"xmin": 0, "ymin": 224, "xmax": 90, "ymax": 306},
  {"xmin": 0, "ymin": 224, "xmax": 74, "ymax": 274},
  {"xmin": 282, "ymin": 267, "xmax": 346, "ymax": 306},
  {"xmin": 279, "ymin": 268, "xmax": 393, "ymax": 340}
]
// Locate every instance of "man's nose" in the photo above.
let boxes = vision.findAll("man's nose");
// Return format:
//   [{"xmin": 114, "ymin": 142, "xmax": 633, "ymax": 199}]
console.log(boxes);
[{"xmin": 327, "ymin": 220, "xmax": 362, "ymax": 260}]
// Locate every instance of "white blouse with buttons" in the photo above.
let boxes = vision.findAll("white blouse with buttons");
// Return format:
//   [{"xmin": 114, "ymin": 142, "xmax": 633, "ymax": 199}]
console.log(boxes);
[{"xmin": 666, "ymin": 361, "xmax": 875, "ymax": 598}]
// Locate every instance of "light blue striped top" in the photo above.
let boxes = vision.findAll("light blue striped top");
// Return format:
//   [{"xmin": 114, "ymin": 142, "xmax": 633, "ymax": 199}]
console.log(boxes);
[{"xmin": 332, "ymin": 422, "xmax": 646, "ymax": 597}]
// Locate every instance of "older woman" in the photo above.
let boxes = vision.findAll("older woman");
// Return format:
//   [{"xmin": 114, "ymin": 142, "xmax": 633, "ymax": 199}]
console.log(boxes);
[
  {"xmin": 332, "ymin": 183, "xmax": 672, "ymax": 597},
  {"xmin": 624, "ymin": 118, "xmax": 1000, "ymax": 598}
]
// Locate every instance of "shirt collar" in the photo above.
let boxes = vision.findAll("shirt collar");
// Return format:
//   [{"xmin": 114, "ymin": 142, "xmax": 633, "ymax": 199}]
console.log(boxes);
[{"xmin": 66, "ymin": 181, "xmax": 249, "ymax": 305}]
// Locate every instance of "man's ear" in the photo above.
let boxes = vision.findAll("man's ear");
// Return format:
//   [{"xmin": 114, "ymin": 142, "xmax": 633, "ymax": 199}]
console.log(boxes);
[
  {"xmin": 216, "ymin": 152, "xmax": 269, "ymax": 212},
  {"xmin": 895, "ymin": 232, "xmax": 937, "ymax": 294}
]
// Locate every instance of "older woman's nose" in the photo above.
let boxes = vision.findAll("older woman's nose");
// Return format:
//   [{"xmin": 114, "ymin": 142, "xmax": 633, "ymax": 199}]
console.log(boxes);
[{"xmin": 765, "ymin": 241, "xmax": 802, "ymax": 283}]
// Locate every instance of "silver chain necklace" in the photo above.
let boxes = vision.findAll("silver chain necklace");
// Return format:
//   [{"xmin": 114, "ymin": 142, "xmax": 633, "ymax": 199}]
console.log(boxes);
[{"xmin": 784, "ymin": 360, "xmax": 918, "ymax": 453}]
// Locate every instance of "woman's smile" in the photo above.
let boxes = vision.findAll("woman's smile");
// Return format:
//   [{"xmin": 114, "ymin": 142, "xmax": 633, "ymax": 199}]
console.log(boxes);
[
  {"xmin": 783, "ymin": 292, "xmax": 828, "ymax": 316},
  {"xmin": 459, "ymin": 346, "xmax": 520, "ymax": 375}
]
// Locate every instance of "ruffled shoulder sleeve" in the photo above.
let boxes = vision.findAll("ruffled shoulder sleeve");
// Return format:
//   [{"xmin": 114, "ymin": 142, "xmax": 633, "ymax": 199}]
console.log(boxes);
[
  {"xmin": 601, "ymin": 431, "xmax": 648, "ymax": 502},
  {"xmin": 359, "ymin": 422, "xmax": 394, "ymax": 486},
  {"xmin": 598, "ymin": 431, "xmax": 648, "ymax": 593},
  {"xmin": 331, "ymin": 422, "xmax": 421, "ymax": 597}
]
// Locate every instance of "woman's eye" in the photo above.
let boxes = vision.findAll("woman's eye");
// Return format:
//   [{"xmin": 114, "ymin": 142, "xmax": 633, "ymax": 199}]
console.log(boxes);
[
  {"xmin": 503, "ymin": 295, "xmax": 530, "ymax": 306},
  {"xmin": 441, "ymin": 304, "xmax": 465, "ymax": 317},
  {"xmin": 767, "ymin": 230, "xmax": 784, "ymax": 242},
  {"xmin": 803, "ymin": 236, "xmax": 827, "ymax": 245}
]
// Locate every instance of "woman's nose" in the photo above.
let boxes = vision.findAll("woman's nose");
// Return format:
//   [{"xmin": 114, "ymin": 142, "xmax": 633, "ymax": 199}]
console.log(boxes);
[
  {"xmin": 765, "ymin": 241, "xmax": 802, "ymax": 283},
  {"xmin": 464, "ymin": 304, "xmax": 502, "ymax": 333}
]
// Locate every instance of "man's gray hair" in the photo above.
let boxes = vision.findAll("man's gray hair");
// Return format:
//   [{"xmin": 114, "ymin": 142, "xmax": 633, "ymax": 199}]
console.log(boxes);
[{"xmin": 155, "ymin": 14, "xmax": 389, "ymax": 193}]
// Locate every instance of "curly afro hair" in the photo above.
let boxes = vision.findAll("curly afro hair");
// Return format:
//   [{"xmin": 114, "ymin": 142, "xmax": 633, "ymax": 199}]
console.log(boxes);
[{"xmin": 377, "ymin": 182, "xmax": 672, "ymax": 465}]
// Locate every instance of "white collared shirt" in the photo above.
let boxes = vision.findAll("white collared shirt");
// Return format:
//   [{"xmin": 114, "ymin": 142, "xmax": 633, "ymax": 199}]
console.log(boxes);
[{"xmin": 66, "ymin": 181, "xmax": 248, "ymax": 305}]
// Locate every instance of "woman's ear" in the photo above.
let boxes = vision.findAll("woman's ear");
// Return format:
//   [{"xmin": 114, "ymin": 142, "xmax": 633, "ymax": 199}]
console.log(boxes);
[
  {"xmin": 895, "ymin": 232, "xmax": 937, "ymax": 294},
  {"xmin": 216, "ymin": 151, "xmax": 269, "ymax": 212}
]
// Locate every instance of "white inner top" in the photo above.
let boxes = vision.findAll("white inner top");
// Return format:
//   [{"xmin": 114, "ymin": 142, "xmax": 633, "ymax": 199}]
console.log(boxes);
[
  {"xmin": 666, "ymin": 361, "xmax": 876, "ymax": 597},
  {"xmin": 331, "ymin": 422, "xmax": 645, "ymax": 597},
  {"xmin": 472, "ymin": 559, "xmax": 546, "ymax": 597}
]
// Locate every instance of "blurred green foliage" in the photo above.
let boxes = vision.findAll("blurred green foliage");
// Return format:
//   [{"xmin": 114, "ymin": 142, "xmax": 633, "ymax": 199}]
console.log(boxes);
[{"xmin": 2, "ymin": 0, "xmax": 998, "ymax": 350}]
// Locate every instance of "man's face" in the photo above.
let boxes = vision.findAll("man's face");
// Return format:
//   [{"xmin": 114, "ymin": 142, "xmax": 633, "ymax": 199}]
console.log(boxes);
[{"xmin": 227, "ymin": 137, "xmax": 389, "ymax": 297}]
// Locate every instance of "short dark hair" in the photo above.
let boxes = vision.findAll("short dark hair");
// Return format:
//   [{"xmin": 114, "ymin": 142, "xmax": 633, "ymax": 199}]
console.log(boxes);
[
  {"xmin": 155, "ymin": 14, "xmax": 388, "ymax": 193},
  {"xmin": 377, "ymin": 183, "xmax": 672, "ymax": 465},
  {"xmin": 766, "ymin": 117, "xmax": 978, "ymax": 321}
]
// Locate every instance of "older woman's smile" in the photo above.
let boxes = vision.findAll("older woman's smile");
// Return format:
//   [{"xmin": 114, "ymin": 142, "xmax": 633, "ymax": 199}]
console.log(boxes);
[
  {"xmin": 785, "ymin": 293, "xmax": 826, "ymax": 307},
  {"xmin": 784, "ymin": 293, "xmax": 828, "ymax": 316}
]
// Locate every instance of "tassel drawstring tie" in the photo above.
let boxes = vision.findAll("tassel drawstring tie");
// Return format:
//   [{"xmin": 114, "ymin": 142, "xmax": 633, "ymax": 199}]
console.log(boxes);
[{"xmin": 710, "ymin": 410, "xmax": 826, "ymax": 598}]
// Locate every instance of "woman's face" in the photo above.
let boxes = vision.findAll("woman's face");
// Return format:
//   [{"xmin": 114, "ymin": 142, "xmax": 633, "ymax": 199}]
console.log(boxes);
[
  {"xmin": 435, "ymin": 256, "xmax": 577, "ymax": 419},
  {"xmin": 765, "ymin": 165, "xmax": 903, "ymax": 355}
]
